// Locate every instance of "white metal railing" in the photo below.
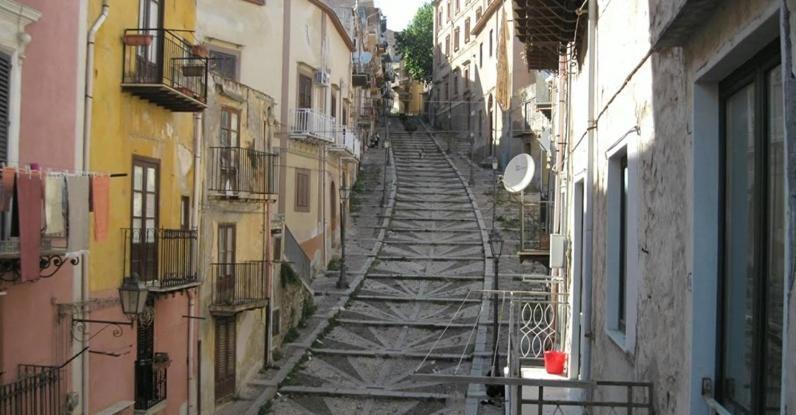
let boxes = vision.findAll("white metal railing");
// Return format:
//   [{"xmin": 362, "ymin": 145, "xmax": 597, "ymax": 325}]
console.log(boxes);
[{"xmin": 290, "ymin": 108, "xmax": 335, "ymax": 143}]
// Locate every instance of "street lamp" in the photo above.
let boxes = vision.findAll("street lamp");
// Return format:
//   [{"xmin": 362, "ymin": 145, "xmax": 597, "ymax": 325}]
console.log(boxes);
[
  {"xmin": 119, "ymin": 276, "xmax": 149, "ymax": 318},
  {"xmin": 337, "ymin": 185, "xmax": 351, "ymax": 289},
  {"xmin": 488, "ymin": 228, "xmax": 504, "ymax": 379}
]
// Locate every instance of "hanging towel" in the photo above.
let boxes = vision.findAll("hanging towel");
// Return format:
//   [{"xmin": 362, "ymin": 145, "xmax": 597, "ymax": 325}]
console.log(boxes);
[
  {"xmin": 18, "ymin": 172, "xmax": 42, "ymax": 282},
  {"xmin": 91, "ymin": 175, "xmax": 110, "ymax": 242},
  {"xmin": 67, "ymin": 176, "xmax": 89, "ymax": 251},
  {"xmin": 44, "ymin": 176, "xmax": 66, "ymax": 236},
  {"xmin": 0, "ymin": 167, "xmax": 15, "ymax": 212}
]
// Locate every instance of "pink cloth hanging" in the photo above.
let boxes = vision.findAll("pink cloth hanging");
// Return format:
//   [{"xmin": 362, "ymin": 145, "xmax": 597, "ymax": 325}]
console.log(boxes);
[
  {"xmin": 92, "ymin": 175, "xmax": 110, "ymax": 242},
  {"xmin": 18, "ymin": 171, "xmax": 42, "ymax": 282},
  {"xmin": 0, "ymin": 167, "xmax": 15, "ymax": 212}
]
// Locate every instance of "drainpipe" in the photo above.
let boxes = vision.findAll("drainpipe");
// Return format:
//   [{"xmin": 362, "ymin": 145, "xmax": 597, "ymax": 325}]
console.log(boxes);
[
  {"xmin": 189, "ymin": 112, "xmax": 202, "ymax": 414},
  {"xmin": 581, "ymin": 0, "xmax": 597, "ymax": 382},
  {"xmin": 80, "ymin": 2, "xmax": 109, "ymax": 413}
]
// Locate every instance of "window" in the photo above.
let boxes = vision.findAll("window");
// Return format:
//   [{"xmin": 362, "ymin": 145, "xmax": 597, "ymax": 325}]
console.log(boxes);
[
  {"xmin": 131, "ymin": 158, "xmax": 159, "ymax": 280},
  {"xmin": 489, "ymin": 29, "xmax": 494, "ymax": 57},
  {"xmin": 180, "ymin": 196, "xmax": 190, "ymax": 230},
  {"xmin": 342, "ymin": 107, "xmax": 348, "ymax": 126},
  {"xmin": 217, "ymin": 224, "xmax": 236, "ymax": 265},
  {"xmin": 717, "ymin": 44, "xmax": 783, "ymax": 414},
  {"xmin": 447, "ymin": 1, "xmax": 451, "ymax": 21},
  {"xmin": 479, "ymin": 43, "xmax": 483, "ymax": 67},
  {"xmin": 464, "ymin": 18, "xmax": 471, "ymax": 43},
  {"xmin": 476, "ymin": 6, "xmax": 482, "ymax": 20},
  {"xmin": 331, "ymin": 92, "xmax": 337, "ymax": 119},
  {"xmin": 445, "ymin": 34, "xmax": 450, "ymax": 56},
  {"xmin": 220, "ymin": 108, "xmax": 240, "ymax": 147},
  {"xmin": 464, "ymin": 67, "xmax": 469, "ymax": 90},
  {"xmin": 454, "ymin": 27, "xmax": 460, "ymax": 51},
  {"xmin": 438, "ymin": 11, "xmax": 442, "ymax": 27},
  {"xmin": 456, "ymin": 0, "xmax": 460, "ymax": 13},
  {"xmin": 294, "ymin": 168, "xmax": 310, "ymax": 212},
  {"xmin": 298, "ymin": 74, "xmax": 312, "ymax": 109},
  {"xmin": 606, "ymin": 141, "xmax": 635, "ymax": 350},
  {"xmin": 0, "ymin": 52, "xmax": 10, "ymax": 164},
  {"xmin": 271, "ymin": 232, "xmax": 282, "ymax": 262},
  {"xmin": 209, "ymin": 49, "xmax": 239, "ymax": 81},
  {"xmin": 272, "ymin": 308, "xmax": 281, "ymax": 335}
]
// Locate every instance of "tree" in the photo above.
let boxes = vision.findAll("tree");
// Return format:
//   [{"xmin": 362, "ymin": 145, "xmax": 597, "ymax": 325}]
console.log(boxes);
[{"xmin": 396, "ymin": 3, "xmax": 433, "ymax": 83}]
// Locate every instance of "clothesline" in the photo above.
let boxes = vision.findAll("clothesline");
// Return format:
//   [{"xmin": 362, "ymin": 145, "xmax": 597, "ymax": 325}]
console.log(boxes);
[{"xmin": 0, "ymin": 163, "xmax": 127, "ymax": 178}]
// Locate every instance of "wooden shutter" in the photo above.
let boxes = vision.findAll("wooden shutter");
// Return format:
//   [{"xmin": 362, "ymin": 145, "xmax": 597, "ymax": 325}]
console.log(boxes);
[
  {"xmin": 299, "ymin": 75, "xmax": 312, "ymax": 109},
  {"xmin": 295, "ymin": 169, "xmax": 310, "ymax": 211},
  {"xmin": 214, "ymin": 317, "xmax": 236, "ymax": 401},
  {"xmin": 0, "ymin": 52, "xmax": 11, "ymax": 164}
]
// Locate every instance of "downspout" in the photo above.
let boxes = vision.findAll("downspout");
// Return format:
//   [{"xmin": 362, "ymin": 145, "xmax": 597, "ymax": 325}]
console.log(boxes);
[
  {"xmin": 581, "ymin": 0, "xmax": 597, "ymax": 382},
  {"xmin": 80, "ymin": 2, "xmax": 109, "ymax": 413},
  {"xmin": 189, "ymin": 112, "xmax": 203, "ymax": 414}
]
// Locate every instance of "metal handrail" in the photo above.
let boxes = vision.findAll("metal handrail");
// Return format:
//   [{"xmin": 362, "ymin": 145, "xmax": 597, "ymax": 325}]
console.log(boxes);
[
  {"xmin": 211, "ymin": 261, "xmax": 267, "ymax": 306},
  {"xmin": 122, "ymin": 228, "xmax": 198, "ymax": 288},
  {"xmin": 291, "ymin": 108, "xmax": 336, "ymax": 143},
  {"xmin": 207, "ymin": 147, "xmax": 278, "ymax": 196},
  {"xmin": 0, "ymin": 365, "xmax": 64, "ymax": 415}
]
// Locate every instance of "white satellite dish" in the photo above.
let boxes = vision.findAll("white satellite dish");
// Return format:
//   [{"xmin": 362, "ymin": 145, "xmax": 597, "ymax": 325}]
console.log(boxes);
[{"xmin": 502, "ymin": 153, "xmax": 535, "ymax": 193}]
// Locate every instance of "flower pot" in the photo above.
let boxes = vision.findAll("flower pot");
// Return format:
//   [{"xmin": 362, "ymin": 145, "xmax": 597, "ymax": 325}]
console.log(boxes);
[
  {"xmin": 123, "ymin": 33, "xmax": 153, "ymax": 46},
  {"xmin": 543, "ymin": 351, "xmax": 566, "ymax": 375},
  {"xmin": 182, "ymin": 64, "xmax": 205, "ymax": 77},
  {"xmin": 191, "ymin": 44, "xmax": 209, "ymax": 58}
]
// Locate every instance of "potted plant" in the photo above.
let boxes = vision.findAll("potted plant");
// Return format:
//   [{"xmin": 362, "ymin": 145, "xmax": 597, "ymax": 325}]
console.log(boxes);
[
  {"xmin": 191, "ymin": 44, "xmax": 209, "ymax": 58},
  {"xmin": 153, "ymin": 352, "xmax": 171, "ymax": 369},
  {"xmin": 123, "ymin": 33, "xmax": 153, "ymax": 46}
]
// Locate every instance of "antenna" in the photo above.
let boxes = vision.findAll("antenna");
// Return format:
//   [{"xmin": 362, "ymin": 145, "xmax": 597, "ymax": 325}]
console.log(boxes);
[{"xmin": 502, "ymin": 153, "xmax": 535, "ymax": 193}]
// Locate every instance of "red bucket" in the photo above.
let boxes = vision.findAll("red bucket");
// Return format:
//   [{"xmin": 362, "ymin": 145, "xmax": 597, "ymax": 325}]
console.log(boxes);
[{"xmin": 544, "ymin": 351, "xmax": 567, "ymax": 375}]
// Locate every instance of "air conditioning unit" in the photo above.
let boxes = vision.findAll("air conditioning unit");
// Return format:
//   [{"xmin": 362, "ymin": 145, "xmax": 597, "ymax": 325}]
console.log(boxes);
[{"xmin": 314, "ymin": 70, "xmax": 331, "ymax": 87}]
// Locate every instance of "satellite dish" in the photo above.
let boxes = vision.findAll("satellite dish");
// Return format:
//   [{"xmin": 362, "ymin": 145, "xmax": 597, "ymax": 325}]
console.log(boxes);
[{"xmin": 502, "ymin": 153, "xmax": 535, "ymax": 193}]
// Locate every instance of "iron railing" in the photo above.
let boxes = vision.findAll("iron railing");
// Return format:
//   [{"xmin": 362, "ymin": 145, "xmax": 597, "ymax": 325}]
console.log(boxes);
[
  {"xmin": 123, "ymin": 228, "xmax": 198, "ymax": 289},
  {"xmin": 211, "ymin": 261, "xmax": 267, "ymax": 307},
  {"xmin": 510, "ymin": 277, "xmax": 569, "ymax": 362},
  {"xmin": 332, "ymin": 130, "xmax": 361, "ymax": 158},
  {"xmin": 121, "ymin": 28, "xmax": 208, "ymax": 106},
  {"xmin": 284, "ymin": 225, "xmax": 312, "ymax": 285},
  {"xmin": 516, "ymin": 379, "xmax": 654, "ymax": 414},
  {"xmin": 0, "ymin": 365, "xmax": 65, "ymax": 415},
  {"xmin": 520, "ymin": 199, "xmax": 553, "ymax": 253},
  {"xmin": 290, "ymin": 108, "xmax": 335, "ymax": 143},
  {"xmin": 207, "ymin": 147, "xmax": 278, "ymax": 198},
  {"xmin": 134, "ymin": 355, "xmax": 168, "ymax": 410}
]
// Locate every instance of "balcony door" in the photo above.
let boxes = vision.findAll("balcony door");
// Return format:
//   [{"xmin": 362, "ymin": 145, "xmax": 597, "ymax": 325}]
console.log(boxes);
[
  {"xmin": 217, "ymin": 224, "xmax": 236, "ymax": 303},
  {"xmin": 137, "ymin": 0, "xmax": 163, "ymax": 81},
  {"xmin": 131, "ymin": 158, "xmax": 160, "ymax": 282},
  {"xmin": 299, "ymin": 74, "xmax": 313, "ymax": 110},
  {"xmin": 718, "ymin": 43, "xmax": 783, "ymax": 414},
  {"xmin": 220, "ymin": 108, "xmax": 240, "ymax": 193},
  {"xmin": 215, "ymin": 317, "xmax": 236, "ymax": 402}
]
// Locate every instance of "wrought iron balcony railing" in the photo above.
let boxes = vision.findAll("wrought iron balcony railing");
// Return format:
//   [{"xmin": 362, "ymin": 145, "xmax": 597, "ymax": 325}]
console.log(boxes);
[
  {"xmin": 134, "ymin": 354, "xmax": 168, "ymax": 411},
  {"xmin": 121, "ymin": 28, "xmax": 208, "ymax": 112},
  {"xmin": 0, "ymin": 365, "xmax": 65, "ymax": 415},
  {"xmin": 207, "ymin": 147, "xmax": 278, "ymax": 199},
  {"xmin": 210, "ymin": 261, "xmax": 267, "ymax": 314},
  {"xmin": 123, "ymin": 228, "xmax": 198, "ymax": 291},
  {"xmin": 290, "ymin": 109, "xmax": 335, "ymax": 143},
  {"xmin": 331, "ymin": 130, "xmax": 361, "ymax": 159}
]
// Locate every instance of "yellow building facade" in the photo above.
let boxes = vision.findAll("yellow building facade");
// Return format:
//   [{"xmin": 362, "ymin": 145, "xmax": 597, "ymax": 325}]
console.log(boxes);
[{"xmin": 87, "ymin": 0, "xmax": 205, "ymax": 412}]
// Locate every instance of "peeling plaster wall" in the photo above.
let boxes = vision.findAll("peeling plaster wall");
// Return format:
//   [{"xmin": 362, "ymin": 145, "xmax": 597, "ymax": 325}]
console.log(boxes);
[{"xmin": 564, "ymin": 0, "xmax": 792, "ymax": 413}]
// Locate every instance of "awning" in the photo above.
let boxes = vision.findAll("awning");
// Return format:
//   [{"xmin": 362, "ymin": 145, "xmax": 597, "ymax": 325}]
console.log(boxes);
[{"xmin": 513, "ymin": 0, "xmax": 584, "ymax": 70}]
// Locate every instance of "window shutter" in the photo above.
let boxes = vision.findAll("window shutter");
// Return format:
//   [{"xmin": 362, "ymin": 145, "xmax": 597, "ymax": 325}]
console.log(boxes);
[{"xmin": 0, "ymin": 52, "xmax": 11, "ymax": 164}]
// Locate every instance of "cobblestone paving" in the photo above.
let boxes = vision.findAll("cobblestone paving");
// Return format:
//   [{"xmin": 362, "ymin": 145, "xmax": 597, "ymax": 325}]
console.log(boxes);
[{"xmin": 269, "ymin": 121, "xmax": 486, "ymax": 414}]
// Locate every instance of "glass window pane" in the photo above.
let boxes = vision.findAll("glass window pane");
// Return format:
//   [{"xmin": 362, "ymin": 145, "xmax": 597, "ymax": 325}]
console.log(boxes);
[
  {"xmin": 765, "ymin": 65, "xmax": 784, "ymax": 414},
  {"xmin": 134, "ymin": 166, "xmax": 143, "ymax": 191},
  {"xmin": 721, "ymin": 82, "xmax": 755, "ymax": 413},
  {"xmin": 133, "ymin": 192, "xmax": 143, "ymax": 217},
  {"xmin": 146, "ymin": 167, "xmax": 156, "ymax": 192},
  {"xmin": 132, "ymin": 219, "xmax": 142, "ymax": 243},
  {"xmin": 146, "ymin": 194, "xmax": 156, "ymax": 218}
]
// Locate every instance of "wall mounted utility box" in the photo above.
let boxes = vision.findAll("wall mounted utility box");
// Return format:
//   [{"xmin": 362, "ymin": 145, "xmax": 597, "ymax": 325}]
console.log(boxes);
[{"xmin": 549, "ymin": 234, "xmax": 567, "ymax": 268}]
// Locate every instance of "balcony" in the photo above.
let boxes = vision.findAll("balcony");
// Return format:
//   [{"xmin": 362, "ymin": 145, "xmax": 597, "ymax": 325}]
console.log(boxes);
[
  {"xmin": 122, "ymin": 228, "xmax": 199, "ymax": 293},
  {"xmin": 0, "ymin": 237, "xmax": 80, "ymax": 284},
  {"xmin": 330, "ymin": 130, "xmax": 361, "ymax": 159},
  {"xmin": 207, "ymin": 147, "xmax": 278, "ymax": 200},
  {"xmin": 209, "ymin": 261, "xmax": 268, "ymax": 315},
  {"xmin": 0, "ymin": 365, "xmax": 65, "ymax": 415},
  {"xmin": 519, "ymin": 200, "xmax": 552, "ymax": 266},
  {"xmin": 121, "ymin": 28, "xmax": 208, "ymax": 112},
  {"xmin": 290, "ymin": 109, "xmax": 335, "ymax": 144},
  {"xmin": 134, "ymin": 354, "xmax": 169, "ymax": 411}
]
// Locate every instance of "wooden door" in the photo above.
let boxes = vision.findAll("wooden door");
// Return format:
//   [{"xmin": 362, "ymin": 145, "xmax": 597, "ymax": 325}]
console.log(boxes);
[
  {"xmin": 299, "ymin": 75, "xmax": 313, "ymax": 109},
  {"xmin": 131, "ymin": 158, "xmax": 159, "ymax": 282},
  {"xmin": 215, "ymin": 317, "xmax": 236, "ymax": 401}
]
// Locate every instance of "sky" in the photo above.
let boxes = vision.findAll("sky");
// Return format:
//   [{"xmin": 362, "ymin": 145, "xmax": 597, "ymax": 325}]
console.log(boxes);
[{"xmin": 374, "ymin": 0, "xmax": 429, "ymax": 32}]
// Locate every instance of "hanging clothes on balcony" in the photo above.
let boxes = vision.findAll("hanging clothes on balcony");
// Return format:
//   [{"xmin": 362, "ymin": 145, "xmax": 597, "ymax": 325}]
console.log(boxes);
[
  {"xmin": 0, "ymin": 167, "xmax": 14, "ymax": 212},
  {"xmin": 91, "ymin": 175, "xmax": 109, "ymax": 242},
  {"xmin": 67, "ymin": 175, "xmax": 89, "ymax": 251},
  {"xmin": 44, "ymin": 175, "xmax": 66, "ymax": 236},
  {"xmin": 18, "ymin": 171, "xmax": 42, "ymax": 281}
]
